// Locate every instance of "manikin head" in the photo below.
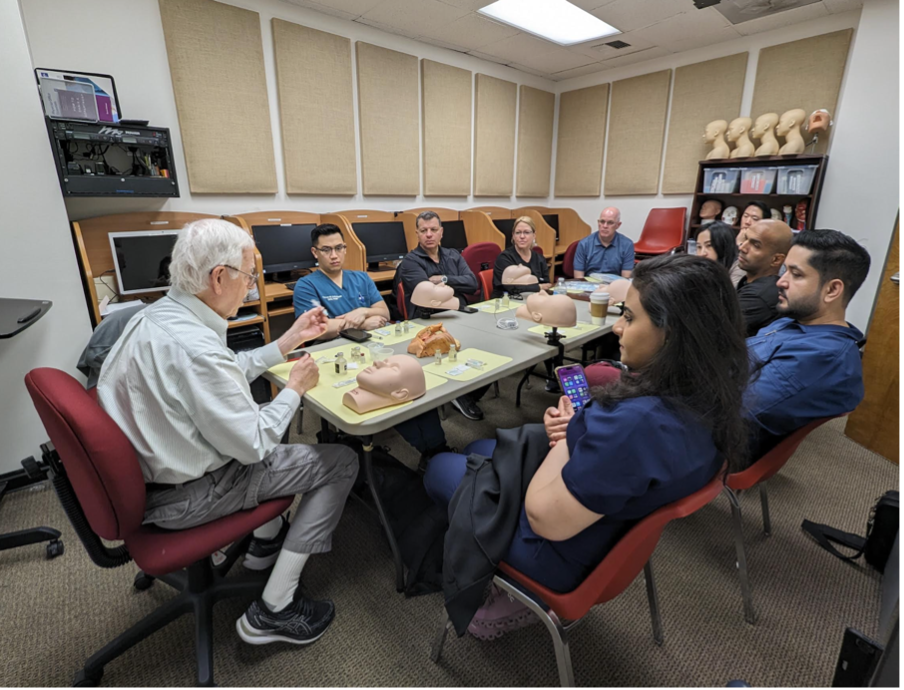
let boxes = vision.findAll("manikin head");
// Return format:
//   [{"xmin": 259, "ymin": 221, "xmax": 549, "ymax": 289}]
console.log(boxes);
[
  {"xmin": 515, "ymin": 292, "xmax": 577, "ymax": 328},
  {"xmin": 342, "ymin": 355, "xmax": 427, "ymax": 413},
  {"xmin": 501, "ymin": 264, "xmax": 538, "ymax": 285},
  {"xmin": 806, "ymin": 109, "xmax": 833, "ymax": 134},
  {"xmin": 699, "ymin": 199, "xmax": 724, "ymax": 221},
  {"xmin": 704, "ymin": 120, "xmax": 728, "ymax": 141},
  {"xmin": 597, "ymin": 207, "xmax": 622, "ymax": 244},
  {"xmin": 411, "ymin": 281, "xmax": 459, "ymax": 310},
  {"xmin": 738, "ymin": 220, "xmax": 793, "ymax": 279},
  {"xmin": 600, "ymin": 278, "xmax": 631, "ymax": 305},
  {"xmin": 310, "ymin": 223, "xmax": 347, "ymax": 276},
  {"xmin": 776, "ymin": 109, "xmax": 807, "ymax": 137},
  {"xmin": 415, "ymin": 211, "xmax": 443, "ymax": 253},
  {"xmin": 169, "ymin": 219, "xmax": 257, "ymax": 319},
  {"xmin": 726, "ymin": 117, "xmax": 753, "ymax": 142},
  {"xmin": 752, "ymin": 112, "xmax": 779, "ymax": 139}
]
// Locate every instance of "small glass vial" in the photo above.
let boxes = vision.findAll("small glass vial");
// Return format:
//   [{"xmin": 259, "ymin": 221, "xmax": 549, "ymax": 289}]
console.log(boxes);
[
  {"xmin": 350, "ymin": 346, "xmax": 361, "ymax": 365},
  {"xmin": 448, "ymin": 347, "xmax": 458, "ymax": 362},
  {"xmin": 434, "ymin": 349, "xmax": 443, "ymax": 366},
  {"xmin": 502, "ymin": 291, "xmax": 510, "ymax": 307},
  {"xmin": 394, "ymin": 322, "xmax": 402, "ymax": 336},
  {"xmin": 403, "ymin": 321, "xmax": 410, "ymax": 334},
  {"xmin": 334, "ymin": 352, "xmax": 347, "ymax": 375}
]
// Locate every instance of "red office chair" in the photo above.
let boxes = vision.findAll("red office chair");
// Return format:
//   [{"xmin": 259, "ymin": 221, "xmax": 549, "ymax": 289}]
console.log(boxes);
[
  {"xmin": 396, "ymin": 282, "xmax": 408, "ymax": 320},
  {"xmin": 431, "ymin": 466, "xmax": 727, "ymax": 686},
  {"xmin": 560, "ymin": 240, "xmax": 579, "ymax": 279},
  {"xmin": 25, "ymin": 368, "xmax": 293, "ymax": 687},
  {"xmin": 633, "ymin": 208, "xmax": 687, "ymax": 259},
  {"xmin": 478, "ymin": 269, "xmax": 493, "ymax": 301},
  {"xmin": 722, "ymin": 416, "xmax": 841, "ymax": 625},
  {"xmin": 461, "ymin": 242, "xmax": 501, "ymax": 303}
]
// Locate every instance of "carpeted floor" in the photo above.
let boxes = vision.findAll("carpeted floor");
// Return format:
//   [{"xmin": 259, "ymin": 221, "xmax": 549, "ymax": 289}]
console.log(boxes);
[{"xmin": 0, "ymin": 372, "xmax": 897, "ymax": 687}]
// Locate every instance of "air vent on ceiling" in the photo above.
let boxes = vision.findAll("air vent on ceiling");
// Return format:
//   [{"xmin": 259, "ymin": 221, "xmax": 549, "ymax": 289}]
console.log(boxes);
[
  {"xmin": 713, "ymin": 0, "xmax": 821, "ymax": 25},
  {"xmin": 605, "ymin": 39, "xmax": 631, "ymax": 49}
]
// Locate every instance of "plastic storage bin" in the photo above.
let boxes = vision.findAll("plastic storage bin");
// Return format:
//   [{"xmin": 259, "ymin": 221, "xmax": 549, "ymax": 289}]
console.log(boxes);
[
  {"xmin": 776, "ymin": 165, "xmax": 818, "ymax": 195},
  {"xmin": 740, "ymin": 167, "xmax": 777, "ymax": 194},
  {"xmin": 703, "ymin": 167, "xmax": 741, "ymax": 193}
]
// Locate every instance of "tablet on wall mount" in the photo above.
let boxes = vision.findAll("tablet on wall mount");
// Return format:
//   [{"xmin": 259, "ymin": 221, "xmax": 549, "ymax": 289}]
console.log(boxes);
[{"xmin": 34, "ymin": 68, "xmax": 122, "ymax": 123}]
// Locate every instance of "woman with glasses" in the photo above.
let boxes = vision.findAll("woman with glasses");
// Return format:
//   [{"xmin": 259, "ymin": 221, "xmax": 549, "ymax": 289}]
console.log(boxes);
[{"xmin": 491, "ymin": 216, "xmax": 551, "ymax": 298}]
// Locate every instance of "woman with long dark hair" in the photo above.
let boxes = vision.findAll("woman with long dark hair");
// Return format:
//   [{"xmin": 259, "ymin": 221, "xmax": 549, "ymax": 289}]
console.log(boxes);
[
  {"xmin": 425, "ymin": 254, "xmax": 751, "ymax": 639},
  {"xmin": 696, "ymin": 221, "xmax": 740, "ymax": 280}
]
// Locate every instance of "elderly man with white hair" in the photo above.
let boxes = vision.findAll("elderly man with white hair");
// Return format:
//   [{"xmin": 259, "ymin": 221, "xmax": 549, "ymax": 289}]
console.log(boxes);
[
  {"xmin": 97, "ymin": 218, "xmax": 358, "ymax": 646},
  {"xmin": 573, "ymin": 206, "xmax": 635, "ymax": 280}
]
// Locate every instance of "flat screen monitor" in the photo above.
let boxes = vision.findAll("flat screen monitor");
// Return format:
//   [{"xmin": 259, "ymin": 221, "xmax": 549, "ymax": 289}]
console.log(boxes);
[
  {"xmin": 493, "ymin": 218, "xmax": 516, "ymax": 248},
  {"xmin": 353, "ymin": 222, "xmax": 408, "ymax": 268},
  {"xmin": 252, "ymin": 223, "xmax": 317, "ymax": 275},
  {"xmin": 441, "ymin": 220, "xmax": 468, "ymax": 251},
  {"xmin": 543, "ymin": 214, "xmax": 560, "ymax": 241},
  {"xmin": 109, "ymin": 231, "xmax": 178, "ymax": 296},
  {"xmin": 35, "ymin": 68, "xmax": 121, "ymax": 123}
]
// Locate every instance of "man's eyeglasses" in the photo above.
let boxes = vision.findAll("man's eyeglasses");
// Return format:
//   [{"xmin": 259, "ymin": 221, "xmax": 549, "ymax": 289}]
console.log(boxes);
[
  {"xmin": 211, "ymin": 265, "xmax": 258, "ymax": 287},
  {"xmin": 313, "ymin": 244, "xmax": 348, "ymax": 255}
]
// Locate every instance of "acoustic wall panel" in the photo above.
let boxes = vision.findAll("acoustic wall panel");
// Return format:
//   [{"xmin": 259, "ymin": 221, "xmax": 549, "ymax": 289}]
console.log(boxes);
[
  {"xmin": 662, "ymin": 53, "xmax": 748, "ymax": 194},
  {"xmin": 474, "ymin": 74, "xmax": 517, "ymax": 197},
  {"xmin": 554, "ymin": 84, "xmax": 608, "ymax": 197},
  {"xmin": 356, "ymin": 42, "xmax": 419, "ymax": 196},
  {"xmin": 750, "ymin": 30, "xmax": 852, "ymax": 155},
  {"xmin": 272, "ymin": 20, "xmax": 356, "ymax": 195},
  {"xmin": 604, "ymin": 70, "xmax": 672, "ymax": 196},
  {"xmin": 516, "ymin": 86, "xmax": 555, "ymax": 198},
  {"xmin": 422, "ymin": 60, "xmax": 471, "ymax": 197},
  {"xmin": 158, "ymin": 0, "xmax": 276, "ymax": 193}
]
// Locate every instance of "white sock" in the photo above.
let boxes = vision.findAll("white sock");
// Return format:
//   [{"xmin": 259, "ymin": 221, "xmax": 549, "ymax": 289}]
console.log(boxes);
[
  {"xmin": 261, "ymin": 550, "xmax": 310, "ymax": 612},
  {"xmin": 253, "ymin": 516, "xmax": 283, "ymax": 541}
]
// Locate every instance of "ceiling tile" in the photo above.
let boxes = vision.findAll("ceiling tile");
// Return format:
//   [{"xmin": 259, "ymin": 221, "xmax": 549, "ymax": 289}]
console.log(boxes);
[
  {"xmin": 514, "ymin": 47, "xmax": 596, "ymax": 73},
  {"xmin": 552, "ymin": 62, "xmax": 608, "ymax": 80},
  {"xmin": 476, "ymin": 32, "xmax": 562, "ymax": 62},
  {"xmin": 631, "ymin": 8, "xmax": 731, "ymax": 45},
  {"xmin": 592, "ymin": 0, "xmax": 690, "ymax": 33},
  {"xmin": 596, "ymin": 45, "xmax": 671, "ymax": 68},
  {"xmin": 419, "ymin": 36, "xmax": 473, "ymax": 53},
  {"xmin": 569, "ymin": 0, "xmax": 619, "ymax": 11},
  {"xmin": 734, "ymin": 2, "xmax": 829, "ymax": 35},
  {"xmin": 569, "ymin": 30, "xmax": 656, "ymax": 59},
  {"xmin": 507, "ymin": 63, "xmax": 553, "ymax": 79},
  {"xmin": 467, "ymin": 49, "xmax": 512, "ymax": 65},
  {"xmin": 281, "ymin": 0, "xmax": 386, "ymax": 19},
  {"xmin": 279, "ymin": 0, "xmax": 357, "ymax": 20},
  {"xmin": 354, "ymin": 15, "xmax": 420, "ymax": 39},
  {"xmin": 436, "ymin": 0, "xmax": 495, "ymax": 10},
  {"xmin": 823, "ymin": 0, "xmax": 864, "ymax": 13},
  {"xmin": 661, "ymin": 25, "xmax": 741, "ymax": 54},
  {"xmin": 416, "ymin": 12, "xmax": 521, "ymax": 50},
  {"xmin": 359, "ymin": 0, "xmax": 470, "ymax": 37}
]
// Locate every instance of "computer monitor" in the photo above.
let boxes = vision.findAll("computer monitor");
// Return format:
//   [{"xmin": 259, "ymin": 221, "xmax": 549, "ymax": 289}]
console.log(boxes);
[
  {"xmin": 109, "ymin": 230, "xmax": 178, "ymax": 296},
  {"xmin": 441, "ymin": 220, "xmax": 468, "ymax": 251},
  {"xmin": 493, "ymin": 218, "xmax": 516, "ymax": 248},
  {"xmin": 353, "ymin": 222, "xmax": 408, "ymax": 270},
  {"xmin": 543, "ymin": 214, "xmax": 560, "ymax": 241},
  {"xmin": 251, "ymin": 224, "xmax": 317, "ymax": 278}
]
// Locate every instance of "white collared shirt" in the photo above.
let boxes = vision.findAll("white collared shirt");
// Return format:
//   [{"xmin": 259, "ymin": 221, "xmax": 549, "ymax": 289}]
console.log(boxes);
[{"xmin": 97, "ymin": 288, "xmax": 300, "ymax": 484}]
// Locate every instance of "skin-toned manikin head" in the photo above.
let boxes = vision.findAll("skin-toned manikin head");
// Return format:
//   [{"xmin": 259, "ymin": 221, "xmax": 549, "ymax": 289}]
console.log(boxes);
[
  {"xmin": 727, "ymin": 117, "xmax": 752, "ymax": 142},
  {"xmin": 411, "ymin": 281, "xmax": 459, "ymax": 310},
  {"xmin": 501, "ymin": 264, "xmax": 538, "ymax": 285},
  {"xmin": 752, "ymin": 112, "xmax": 779, "ymax": 139},
  {"xmin": 601, "ymin": 278, "xmax": 631, "ymax": 305},
  {"xmin": 515, "ymin": 292, "xmax": 577, "ymax": 328},
  {"xmin": 806, "ymin": 109, "xmax": 832, "ymax": 134},
  {"xmin": 699, "ymin": 199, "xmax": 723, "ymax": 221},
  {"xmin": 342, "ymin": 355, "xmax": 426, "ymax": 413},
  {"xmin": 776, "ymin": 109, "xmax": 807, "ymax": 137},
  {"xmin": 704, "ymin": 120, "xmax": 728, "ymax": 141}
]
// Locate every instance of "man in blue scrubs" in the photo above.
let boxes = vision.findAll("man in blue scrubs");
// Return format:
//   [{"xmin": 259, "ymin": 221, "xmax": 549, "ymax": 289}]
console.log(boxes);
[
  {"xmin": 573, "ymin": 207, "xmax": 635, "ymax": 280},
  {"xmin": 745, "ymin": 229, "xmax": 870, "ymax": 458},
  {"xmin": 293, "ymin": 224, "xmax": 389, "ymax": 338},
  {"xmin": 293, "ymin": 224, "xmax": 450, "ymax": 464}
]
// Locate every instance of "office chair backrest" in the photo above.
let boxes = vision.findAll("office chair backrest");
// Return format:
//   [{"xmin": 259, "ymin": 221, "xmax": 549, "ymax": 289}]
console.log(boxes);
[
  {"xmin": 25, "ymin": 368, "xmax": 147, "ymax": 541},
  {"xmin": 461, "ymin": 242, "xmax": 501, "ymax": 278},
  {"xmin": 635, "ymin": 208, "xmax": 687, "ymax": 253},
  {"xmin": 396, "ymin": 282, "xmax": 408, "ymax": 320},
  {"xmin": 478, "ymin": 269, "xmax": 493, "ymax": 301},
  {"xmin": 560, "ymin": 240, "xmax": 580, "ymax": 279}
]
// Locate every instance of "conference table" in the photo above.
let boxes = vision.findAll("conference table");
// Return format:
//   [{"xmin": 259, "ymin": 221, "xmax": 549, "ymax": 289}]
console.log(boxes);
[{"xmin": 264, "ymin": 298, "xmax": 615, "ymax": 591}]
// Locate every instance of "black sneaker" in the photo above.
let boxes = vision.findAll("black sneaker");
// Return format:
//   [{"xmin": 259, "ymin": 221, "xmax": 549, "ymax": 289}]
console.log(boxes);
[
  {"xmin": 236, "ymin": 596, "xmax": 335, "ymax": 645},
  {"xmin": 451, "ymin": 396, "xmax": 484, "ymax": 421},
  {"xmin": 243, "ymin": 515, "xmax": 290, "ymax": 571}
]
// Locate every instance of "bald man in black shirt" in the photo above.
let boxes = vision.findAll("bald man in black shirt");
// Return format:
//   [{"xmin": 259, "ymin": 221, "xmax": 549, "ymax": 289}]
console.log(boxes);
[{"xmin": 736, "ymin": 220, "xmax": 794, "ymax": 336}]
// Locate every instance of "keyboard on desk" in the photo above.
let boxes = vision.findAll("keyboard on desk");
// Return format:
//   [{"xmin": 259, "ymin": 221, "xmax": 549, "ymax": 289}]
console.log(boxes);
[{"xmin": 283, "ymin": 281, "xmax": 297, "ymax": 291}]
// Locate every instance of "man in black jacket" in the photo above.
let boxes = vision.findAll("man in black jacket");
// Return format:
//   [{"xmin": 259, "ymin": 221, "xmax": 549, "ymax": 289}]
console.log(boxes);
[{"xmin": 394, "ymin": 211, "xmax": 488, "ymax": 420}]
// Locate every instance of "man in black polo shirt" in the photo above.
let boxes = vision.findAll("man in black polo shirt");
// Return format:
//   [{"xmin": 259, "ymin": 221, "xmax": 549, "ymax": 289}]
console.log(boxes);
[{"xmin": 736, "ymin": 219, "xmax": 793, "ymax": 336}]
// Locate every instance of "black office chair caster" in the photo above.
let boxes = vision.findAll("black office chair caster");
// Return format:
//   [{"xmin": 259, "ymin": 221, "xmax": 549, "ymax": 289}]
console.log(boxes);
[
  {"xmin": 46, "ymin": 539, "xmax": 64, "ymax": 559},
  {"xmin": 73, "ymin": 667, "xmax": 104, "ymax": 686},
  {"xmin": 133, "ymin": 572, "xmax": 155, "ymax": 591}
]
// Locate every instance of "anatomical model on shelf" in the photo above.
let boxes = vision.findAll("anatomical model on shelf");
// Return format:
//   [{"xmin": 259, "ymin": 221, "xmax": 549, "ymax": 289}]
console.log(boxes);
[
  {"xmin": 704, "ymin": 120, "xmax": 730, "ymax": 160},
  {"xmin": 752, "ymin": 112, "xmax": 780, "ymax": 156},
  {"xmin": 777, "ymin": 108, "xmax": 807, "ymax": 155},
  {"xmin": 728, "ymin": 117, "xmax": 755, "ymax": 158}
]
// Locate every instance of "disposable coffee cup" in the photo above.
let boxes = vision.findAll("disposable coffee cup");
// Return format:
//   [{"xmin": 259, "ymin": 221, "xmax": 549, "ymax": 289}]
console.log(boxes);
[
  {"xmin": 373, "ymin": 347, "xmax": 394, "ymax": 362},
  {"xmin": 590, "ymin": 292, "xmax": 610, "ymax": 326}
]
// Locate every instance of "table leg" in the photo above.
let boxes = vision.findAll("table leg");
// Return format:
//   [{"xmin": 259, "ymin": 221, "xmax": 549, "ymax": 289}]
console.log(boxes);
[{"xmin": 361, "ymin": 435, "xmax": 405, "ymax": 592}]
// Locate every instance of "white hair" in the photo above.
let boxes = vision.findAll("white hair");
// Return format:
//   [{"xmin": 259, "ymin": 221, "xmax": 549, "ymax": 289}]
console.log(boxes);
[{"xmin": 168, "ymin": 218, "xmax": 254, "ymax": 295}]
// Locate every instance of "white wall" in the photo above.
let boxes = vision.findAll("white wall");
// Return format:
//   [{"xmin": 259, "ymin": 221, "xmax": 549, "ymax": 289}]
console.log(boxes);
[
  {"xmin": 814, "ymin": 0, "xmax": 898, "ymax": 328},
  {"xmin": 19, "ymin": 0, "xmax": 558, "ymax": 223},
  {"xmin": 0, "ymin": 2, "xmax": 93, "ymax": 473}
]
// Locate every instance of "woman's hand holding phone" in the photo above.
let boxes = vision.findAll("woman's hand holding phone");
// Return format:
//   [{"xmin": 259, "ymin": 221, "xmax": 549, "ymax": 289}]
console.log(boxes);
[{"xmin": 544, "ymin": 395, "xmax": 575, "ymax": 447}]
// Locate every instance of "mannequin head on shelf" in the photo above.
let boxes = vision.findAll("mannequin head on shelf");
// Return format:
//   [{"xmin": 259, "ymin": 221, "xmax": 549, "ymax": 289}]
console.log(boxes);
[
  {"xmin": 502, "ymin": 264, "xmax": 539, "ymax": 285},
  {"xmin": 727, "ymin": 117, "xmax": 752, "ymax": 142},
  {"xmin": 704, "ymin": 120, "xmax": 728, "ymax": 142},
  {"xmin": 515, "ymin": 292, "xmax": 577, "ymax": 328},
  {"xmin": 776, "ymin": 109, "xmax": 807, "ymax": 137},
  {"xmin": 752, "ymin": 112, "xmax": 779, "ymax": 139},
  {"xmin": 411, "ymin": 281, "xmax": 459, "ymax": 311},
  {"xmin": 342, "ymin": 355, "xmax": 426, "ymax": 413},
  {"xmin": 721, "ymin": 206, "xmax": 739, "ymax": 226},
  {"xmin": 699, "ymin": 199, "xmax": 724, "ymax": 223},
  {"xmin": 806, "ymin": 109, "xmax": 833, "ymax": 135}
]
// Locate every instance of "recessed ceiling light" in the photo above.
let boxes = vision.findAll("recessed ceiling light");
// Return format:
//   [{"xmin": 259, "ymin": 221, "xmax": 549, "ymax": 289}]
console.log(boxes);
[{"xmin": 478, "ymin": 0, "xmax": 621, "ymax": 47}]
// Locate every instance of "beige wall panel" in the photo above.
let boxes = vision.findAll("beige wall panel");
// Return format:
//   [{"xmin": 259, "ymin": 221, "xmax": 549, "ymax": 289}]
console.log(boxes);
[
  {"xmin": 516, "ymin": 86, "xmax": 555, "ymax": 198},
  {"xmin": 273, "ymin": 20, "xmax": 356, "ymax": 195},
  {"xmin": 356, "ymin": 42, "xmax": 419, "ymax": 196},
  {"xmin": 662, "ymin": 53, "xmax": 748, "ymax": 194},
  {"xmin": 750, "ymin": 30, "xmax": 853, "ymax": 155},
  {"xmin": 554, "ymin": 84, "xmax": 608, "ymax": 197},
  {"xmin": 422, "ymin": 60, "xmax": 471, "ymax": 197},
  {"xmin": 474, "ymin": 74, "xmax": 517, "ymax": 197},
  {"xmin": 159, "ymin": 0, "xmax": 276, "ymax": 193},
  {"xmin": 605, "ymin": 70, "xmax": 672, "ymax": 195}
]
